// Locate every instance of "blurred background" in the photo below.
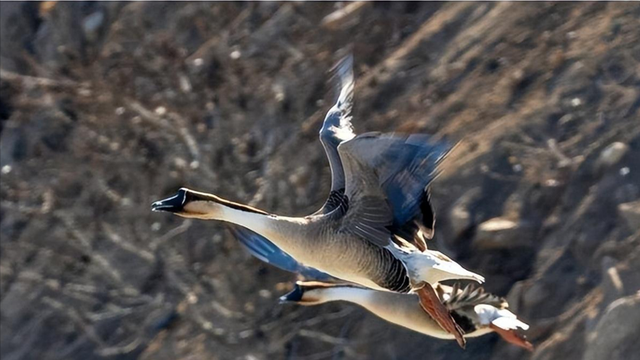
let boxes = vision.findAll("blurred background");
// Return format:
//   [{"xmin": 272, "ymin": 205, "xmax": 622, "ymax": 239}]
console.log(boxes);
[{"xmin": 1, "ymin": 2, "xmax": 639, "ymax": 359}]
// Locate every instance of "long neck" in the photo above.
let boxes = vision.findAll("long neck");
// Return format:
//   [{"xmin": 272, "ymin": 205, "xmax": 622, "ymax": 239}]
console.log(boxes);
[
  {"xmin": 188, "ymin": 196, "xmax": 305, "ymax": 244},
  {"xmin": 315, "ymin": 286, "xmax": 455, "ymax": 339},
  {"xmin": 218, "ymin": 203, "xmax": 276, "ymax": 237},
  {"xmin": 315, "ymin": 286, "xmax": 373, "ymax": 304},
  {"xmin": 316, "ymin": 287, "xmax": 416, "ymax": 314}
]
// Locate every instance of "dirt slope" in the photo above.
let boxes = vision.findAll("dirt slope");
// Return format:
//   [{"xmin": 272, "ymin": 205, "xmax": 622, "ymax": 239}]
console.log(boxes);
[{"xmin": 1, "ymin": 2, "xmax": 639, "ymax": 360}]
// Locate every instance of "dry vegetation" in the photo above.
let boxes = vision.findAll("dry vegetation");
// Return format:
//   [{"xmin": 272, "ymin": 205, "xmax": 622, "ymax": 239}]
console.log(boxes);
[{"xmin": 1, "ymin": 2, "xmax": 639, "ymax": 360}]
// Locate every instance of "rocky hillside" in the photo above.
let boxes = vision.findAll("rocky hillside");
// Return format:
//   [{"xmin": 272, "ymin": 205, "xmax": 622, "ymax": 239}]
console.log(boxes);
[{"xmin": 1, "ymin": 2, "xmax": 639, "ymax": 360}]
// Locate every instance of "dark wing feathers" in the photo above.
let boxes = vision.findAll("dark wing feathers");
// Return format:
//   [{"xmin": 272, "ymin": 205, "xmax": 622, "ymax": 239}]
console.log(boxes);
[
  {"xmin": 226, "ymin": 225, "xmax": 332, "ymax": 280},
  {"xmin": 335, "ymin": 137, "xmax": 394, "ymax": 247},
  {"xmin": 347, "ymin": 195, "xmax": 394, "ymax": 247},
  {"xmin": 337, "ymin": 132, "xmax": 452, "ymax": 249},
  {"xmin": 380, "ymin": 134, "xmax": 451, "ymax": 227},
  {"xmin": 442, "ymin": 283, "xmax": 508, "ymax": 311},
  {"xmin": 419, "ymin": 189, "xmax": 436, "ymax": 238}
]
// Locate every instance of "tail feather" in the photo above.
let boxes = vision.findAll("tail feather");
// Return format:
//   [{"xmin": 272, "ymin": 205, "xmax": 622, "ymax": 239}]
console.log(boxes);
[
  {"xmin": 476, "ymin": 304, "xmax": 533, "ymax": 351},
  {"xmin": 489, "ymin": 323, "xmax": 534, "ymax": 352},
  {"xmin": 492, "ymin": 315, "xmax": 530, "ymax": 331},
  {"xmin": 474, "ymin": 305, "xmax": 529, "ymax": 330}
]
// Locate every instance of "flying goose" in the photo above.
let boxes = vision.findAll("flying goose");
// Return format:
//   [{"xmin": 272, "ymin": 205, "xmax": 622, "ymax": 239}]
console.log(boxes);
[
  {"xmin": 218, "ymin": 213, "xmax": 530, "ymax": 350},
  {"xmin": 229, "ymin": 55, "xmax": 434, "ymax": 278},
  {"xmin": 281, "ymin": 281, "xmax": 533, "ymax": 351},
  {"xmin": 152, "ymin": 57, "xmax": 482, "ymax": 347}
]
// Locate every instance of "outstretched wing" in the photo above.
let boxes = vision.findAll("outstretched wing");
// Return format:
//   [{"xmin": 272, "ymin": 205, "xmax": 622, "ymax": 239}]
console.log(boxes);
[
  {"xmin": 336, "ymin": 132, "xmax": 452, "ymax": 249},
  {"xmin": 317, "ymin": 55, "xmax": 356, "ymax": 214},
  {"xmin": 226, "ymin": 226, "xmax": 332, "ymax": 280}
]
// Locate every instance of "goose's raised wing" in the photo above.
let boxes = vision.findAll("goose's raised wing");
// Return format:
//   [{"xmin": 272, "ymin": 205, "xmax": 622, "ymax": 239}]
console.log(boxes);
[
  {"xmin": 223, "ymin": 57, "xmax": 353, "ymax": 281},
  {"xmin": 317, "ymin": 55, "xmax": 356, "ymax": 214},
  {"xmin": 336, "ymin": 132, "xmax": 452, "ymax": 248},
  {"xmin": 226, "ymin": 226, "xmax": 332, "ymax": 280}
]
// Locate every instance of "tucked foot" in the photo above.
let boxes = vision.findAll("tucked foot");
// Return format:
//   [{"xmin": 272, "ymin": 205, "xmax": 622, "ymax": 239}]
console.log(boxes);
[
  {"xmin": 489, "ymin": 324, "xmax": 534, "ymax": 351},
  {"xmin": 416, "ymin": 284, "xmax": 466, "ymax": 348}
]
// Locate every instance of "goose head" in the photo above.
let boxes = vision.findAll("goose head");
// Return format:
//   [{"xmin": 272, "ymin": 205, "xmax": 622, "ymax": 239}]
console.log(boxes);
[
  {"xmin": 151, "ymin": 188, "xmax": 223, "ymax": 219},
  {"xmin": 152, "ymin": 188, "xmax": 269, "ymax": 220},
  {"xmin": 279, "ymin": 282, "xmax": 331, "ymax": 306},
  {"xmin": 279, "ymin": 281, "xmax": 362, "ymax": 306}
]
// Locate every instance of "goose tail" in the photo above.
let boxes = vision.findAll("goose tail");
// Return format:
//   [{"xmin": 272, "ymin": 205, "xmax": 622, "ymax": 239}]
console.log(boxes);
[{"xmin": 475, "ymin": 305, "xmax": 533, "ymax": 351}]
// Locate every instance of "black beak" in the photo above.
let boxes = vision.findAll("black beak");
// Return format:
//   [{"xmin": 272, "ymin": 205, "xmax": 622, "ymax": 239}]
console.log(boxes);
[
  {"xmin": 151, "ymin": 189, "xmax": 188, "ymax": 213},
  {"xmin": 279, "ymin": 283, "xmax": 304, "ymax": 303}
]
